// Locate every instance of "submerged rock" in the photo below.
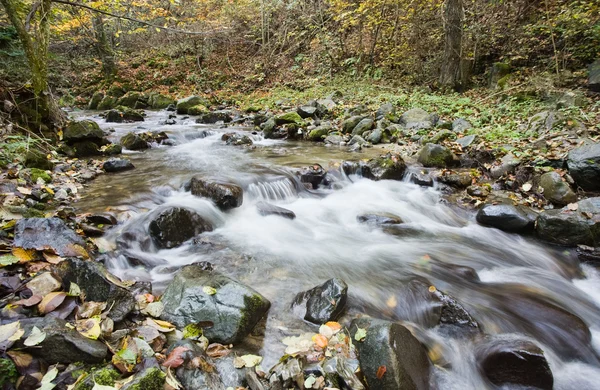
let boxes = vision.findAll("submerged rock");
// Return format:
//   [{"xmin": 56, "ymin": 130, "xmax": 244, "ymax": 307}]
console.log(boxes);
[
  {"xmin": 189, "ymin": 177, "xmax": 243, "ymax": 210},
  {"xmin": 298, "ymin": 164, "xmax": 328, "ymax": 189},
  {"xmin": 357, "ymin": 213, "xmax": 403, "ymax": 226},
  {"xmin": 476, "ymin": 204, "xmax": 536, "ymax": 233},
  {"xmin": 350, "ymin": 317, "xmax": 431, "ymax": 390},
  {"xmin": 292, "ymin": 278, "xmax": 347, "ymax": 324},
  {"xmin": 14, "ymin": 218, "xmax": 86, "ymax": 257},
  {"xmin": 103, "ymin": 158, "xmax": 135, "ymax": 173},
  {"xmin": 149, "ymin": 207, "xmax": 213, "ymax": 249},
  {"xmin": 567, "ymin": 142, "xmax": 600, "ymax": 191},
  {"xmin": 476, "ymin": 337, "xmax": 553, "ymax": 389},
  {"xmin": 55, "ymin": 258, "xmax": 136, "ymax": 322},
  {"xmin": 256, "ymin": 201, "xmax": 296, "ymax": 219},
  {"xmin": 361, "ymin": 153, "xmax": 407, "ymax": 181},
  {"xmin": 160, "ymin": 265, "xmax": 271, "ymax": 343}
]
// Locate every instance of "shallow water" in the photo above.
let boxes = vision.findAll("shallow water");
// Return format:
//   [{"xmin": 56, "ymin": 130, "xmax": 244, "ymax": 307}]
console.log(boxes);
[{"xmin": 74, "ymin": 110, "xmax": 600, "ymax": 389}]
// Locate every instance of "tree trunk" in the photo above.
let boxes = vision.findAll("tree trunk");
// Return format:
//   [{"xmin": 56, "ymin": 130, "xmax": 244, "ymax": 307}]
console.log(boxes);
[
  {"xmin": 92, "ymin": 14, "xmax": 117, "ymax": 79},
  {"xmin": 0, "ymin": 0, "xmax": 66, "ymax": 129},
  {"xmin": 440, "ymin": 0, "xmax": 464, "ymax": 90}
]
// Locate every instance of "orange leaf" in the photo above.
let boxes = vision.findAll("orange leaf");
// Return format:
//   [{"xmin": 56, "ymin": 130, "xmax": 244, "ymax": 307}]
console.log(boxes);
[
  {"xmin": 376, "ymin": 365, "xmax": 387, "ymax": 379},
  {"xmin": 12, "ymin": 248, "xmax": 38, "ymax": 263},
  {"xmin": 312, "ymin": 334, "xmax": 328, "ymax": 349},
  {"xmin": 162, "ymin": 346, "xmax": 190, "ymax": 368},
  {"xmin": 324, "ymin": 322, "xmax": 342, "ymax": 332},
  {"xmin": 38, "ymin": 292, "xmax": 67, "ymax": 314}
]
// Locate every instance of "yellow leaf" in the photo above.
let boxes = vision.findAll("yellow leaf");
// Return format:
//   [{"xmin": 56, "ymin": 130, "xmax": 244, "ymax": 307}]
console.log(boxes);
[
  {"xmin": 76, "ymin": 317, "xmax": 101, "ymax": 340},
  {"xmin": 12, "ymin": 248, "xmax": 38, "ymax": 263}
]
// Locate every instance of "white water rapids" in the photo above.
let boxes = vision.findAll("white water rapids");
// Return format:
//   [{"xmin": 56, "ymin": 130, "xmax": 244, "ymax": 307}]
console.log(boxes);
[{"xmin": 73, "ymin": 110, "xmax": 600, "ymax": 389}]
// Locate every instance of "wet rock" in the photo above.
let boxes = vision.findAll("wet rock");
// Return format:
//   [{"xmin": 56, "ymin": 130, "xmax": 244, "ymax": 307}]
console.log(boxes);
[
  {"xmin": 160, "ymin": 265, "xmax": 271, "ymax": 343},
  {"xmin": 315, "ymin": 99, "xmax": 336, "ymax": 117},
  {"xmin": 350, "ymin": 317, "xmax": 431, "ymax": 390},
  {"xmin": 102, "ymin": 143, "xmax": 122, "ymax": 156},
  {"xmin": 417, "ymin": 143, "xmax": 455, "ymax": 168},
  {"xmin": 476, "ymin": 204, "xmax": 536, "ymax": 233},
  {"xmin": 452, "ymin": 118, "xmax": 472, "ymax": 133},
  {"xmin": 408, "ymin": 172, "xmax": 434, "ymax": 187},
  {"xmin": 477, "ymin": 337, "xmax": 553, "ymax": 389},
  {"xmin": 116, "ymin": 91, "xmax": 147, "ymax": 108},
  {"xmin": 85, "ymin": 213, "xmax": 117, "ymax": 226},
  {"xmin": 64, "ymin": 120, "xmax": 104, "ymax": 144},
  {"xmin": 437, "ymin": 171, "xmax": 472, "ymax": 188},
  {"xmin": 536, "ymin": 198, "xmax": 600, "ymax": 246},
  {"xmin": 361, "ymin": 153, "xmax": 407, "ymax": 181},
  {"xmin": 149, "ymin": 207, "xmax": 213, "ymax": 249},
  {"xmin": 400, "ymin": 108, "xmax": 437, "ymax": 130},
  {"xmin": 567, "ymin": 142, "xmax": 600, "ymax": 191},
  {"xmin": 103, "ymin": 158, "xmax": 135, "ymax": 173},
  {"xmin": 342, "ymin": 116, "xmax": 366, "ymax": 134},
  {"xmin": 177, "ymin": 96, "xmax": 210, "ymax": 114},
  {"xmin": 467, "ymin": 185, "xmax": 490, "ymax": 197},
  {"xmin": 106, "ymin": 108, "xmax": 144, "ymax": 123},
  {"xmin": 71, "ymin": 141, "xmax": 101, "ymax": 157},
  {"xmin": 539, "ymin": 171, "xmax": 577, "ymax": 206},
  {"xmin": 197, "ymin": 110, "xmax": 233, "ymax": 124},
  {"xmin": 54, "ymin": 258, "xmax": 136, "ymax": 322},
  {"xmin": 20, "ymin": 317, "xmax": 107, "ymax": 363},
  {"xmin": 14, "ymin": 218, "xmax": 86, "ymax": 257},
  {"xmin": 222, "ymin": 133, "xmax": 253, "ymax": 146},
  {"xmin": 357, "ymin": 213, "xmax": 403, "ymax": 226},
  {"xmin": 168, "ymin": 340, "xmax": 224, "ymax": 390},
  {"xmin": 434, "ymin": 288, "xmax": 479, "ymax": 329},
  {"xmin": 261, "ymin": 117, "xmax": 279, "ymax": 139},
  {"xmin": 490, "ymin": 153, "xmax": 521, "ymax": 179},
  {"xmin": 292, "ymin": 278, "xmax": 347, "ymax": 324},
  {"xmin": 120, "ymin": 132, "xmax": 149, "ymax": 150},
  {"xmin": 588, "ymin": 59, "xmax": 600, "ymax": 92},
  {"xmin": 298, "ymin": 164, "xmax": 328, "ymax": 189},
  {"xmin": 297, "ymin": 105, "xmax": 317, "ymax": 119},
  {"xmin": 351, "ymin": 118, "xmax": 374, "ymax": 137},
  {"xmin": 121, "ymin": 367, "xmax": 166, "ymax": 390},
  {"xmin": 189, "ymin": 177, "xmax": 243, "ymax": 210},
  {"xmin": 256, "ymin": 201, "xmax": 296, "ymax": 220}
]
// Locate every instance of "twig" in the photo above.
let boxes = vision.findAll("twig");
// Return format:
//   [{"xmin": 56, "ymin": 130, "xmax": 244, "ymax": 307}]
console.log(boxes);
[{"xmin": 25, "ymin": 1, "xmax": 41, "ymax": 32}]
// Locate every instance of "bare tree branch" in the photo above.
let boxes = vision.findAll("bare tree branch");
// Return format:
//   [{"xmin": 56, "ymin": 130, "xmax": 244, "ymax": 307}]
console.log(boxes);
[{"xmin": 25, "ymin": 1, "xmax": 41, "ymax": 32}]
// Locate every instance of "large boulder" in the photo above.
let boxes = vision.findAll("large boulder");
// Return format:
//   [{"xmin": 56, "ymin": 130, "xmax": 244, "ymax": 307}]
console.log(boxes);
[
  {"xmin": 489, "ymin": 62, "xmax": 510, "ymax": 89},
  {"xmin": 589, "ymin": 59, "xmax": 600, "ymax": 92},
  {"xmin": 539, "ymin": 171, "xmax": 577, "ymax": 206},
  {"xmin": 477, "ymin": 337, "xmax": 553, "ymax": 389},
  {"xmin": 106, "ymin": 108, "xmax": 144, "ymax": 123},
  {"xmin": 148, "ymin": 93, "xmax": 176, "ymax": 109},
  {"xmin": 64, "ymin": 120, "xmax": 104, "ymax": 144},
  {"xmin": 292, "ymin": 278, "xmax": 347, "ymax": 324},
  {"xmin": 189, "ymin": 177, "xmax": 243, "ymax": 210},
  {"xmin": 536, "ymin": 197, "xmax": 600, "ymax": 246},
  {"xmin": 149, "ymin": 207, "xmax": 213, "ymax": 249},
  {"xmin": 400, "ymin": 108, "xmax": 437, "ymax": 130},
  {"xmin": 351, "ymin": 118, "xmax": 374, "ymax": 137},
  {"xmin": 197, "ymin": 110, "xmax": 233, "ymax": 124},
  {"xmin": 103, "ymin": 158, "xmax": 134, "ymax": 173},
  {"xmin": 120, "ymin": 132, "xmax": 149, "ymax": 150},
  {"xmin": 567, "ymin": 142, "xmax": 600, "ymax": 191},
  {"xmin": 14, "ymin": 218, "xmax": 86, "ymax": 257},
  {"xmin": 97, "ymin": 95, "xmax": 118, "ymax": 110},
  {"xmin": 417, "ymin": 144, "xmax": 455, "ymax": 168},
  {"xmin": 54, "ymin": 258, "xmax": 136, "ymax": 322},
  {"xmin": 361, "ymin": 153, "xmax": 407, "ymax": 181},
  {"xmin": 349, "ymin": 317, "xmax": 431, "ymax": 390},
  {"xmin": 88, "ymin": 91, "xmax": 104, "ymax": 110},
  {"xmin": 262, "ymin": 118, "xmax": 279, "ymax": 139},
  {"xmin": 176, "ymin": 96, "xmax": 210, "ymax": 114},
  {"xmin": 160, "ymin": 265, "xmax": 271, "ymax": 344},
  {"xmin": 116, "ymin": 91, "xmax": 147, "ymax": 108},
  {"xmin": 20, "ymin": 317, "xmax": 108, "ymax": 364},
  {"xmin": 476, "ymin": 204, "xmax": 536, "ymax": 233},
  {"xmin": 342, "ymin": 115, "xmax": 366, "ymax": 134},
  {"xmin": 24, "ymin": 149, "xmax": 54, "ymax": 170}
]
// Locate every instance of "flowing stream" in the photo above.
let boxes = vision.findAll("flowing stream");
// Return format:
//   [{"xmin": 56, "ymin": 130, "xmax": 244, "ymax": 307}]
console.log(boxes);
[{"xmin": 74, "ymin": 110, "xmax": 600, "ymax": 389}]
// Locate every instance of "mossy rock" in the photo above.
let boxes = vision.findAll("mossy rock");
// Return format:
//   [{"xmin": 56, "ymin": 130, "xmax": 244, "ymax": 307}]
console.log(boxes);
[
  {"xmin": 107, "ymin": 85, "xmax": 126, "ymax": 98},
  {"xmin": 116, "ymin": 92, "xmax": 144, "ymax": 108},
  {"xmin": 72, "ymin": 141, "xmax": 101, "ymax": 157},
  {"xmin": 121, "ymin": 368, "xmax": 165, "ymax": 390},
  {"xmin": 307, "ymin": 126, "xmax": 332, "ymax": 141},
  {"xmin": 188, "ymin": 105, "xmax": 209, "ymax": 115},
  {"xmin": 24, "ymin": 149, "xmax": 54, "ymax": 170},
  {"xmin": 120, "ymin": 132, "xmax": 149, "ymax": 151},
  {"xmin": 0, "ymin": 358, "xmax": 18, "ymax": 387},
  {"xmin": 176, "ymin": 96, "xmax": 210, "ymax": 114},
  {"xmin": 417, "ymin": 143, "xmax": 455, "ymax": 168},
  {"xmin": 73, "ymin": 366, "xmax": 121, "ymax": 390},
  {"xmin": 64, "ymin": 120, "xmax": 104, "ymax": 143},
  {"xmin": 275, "ymin": 111, "xmax": 304, "ymax": 126},
  {"xmin": 30, "ymin": 168, "xmax": 52, "ymax": 183},
  {"xmin": 88, "ymin": 92, "xmax": 104, "ymax": 110},
  {"xmin": 97, "ymin": 96, "xmax": 118, "ymax": 110},
  {"xmin": 148, "ymin": 93, "xmax": 176, "ymax": 109},
  {"xmin": 102, "ymin": 143, "xmax": 122, "ymax": 156}
]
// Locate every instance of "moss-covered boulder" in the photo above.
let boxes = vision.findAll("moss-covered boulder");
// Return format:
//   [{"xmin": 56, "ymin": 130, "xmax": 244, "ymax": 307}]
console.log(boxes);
[
  {"xmin": 160, "ymin": 264, "xmax": 271, "ymax": 344},
  {"xmin": 88, "ymin": 91, "xmax": 104, "ymax": 110},
  {"xmin": 24, "ymin": 149, "xmax": 54, "ymax": 170},
  {"xmin": 72, "ymin": 141, "xmax": 101, "ymax": 157},
  {"xmin": 539, "ymin": 171, "xmax": 577, "ymax": 206},
  {"xmin": 417, "ymin": 143, "xmax": 455, "ymax": 168},
  {"xmin": 106, "ymin": 108, "xmax": 145, "ymax": 123},
  {"xmin": 490, "ymin": 62, "xmax": 511, "ymax": 89},
  {"xmin": 29, "ymin": 168, "xmax": 52, "ymax": 183},
  {"xmin": 176, "ymin": 96, "xmax": 210, "ymax": 114},
  {"xmin": 120, "ymin": 132, "xmax": 149, "ymax": 150},
  {"xmin": 275, "ymin": 111, "xmax": 304, "ymax": 126},
  {"xmin": 64, "ymin": 120, "xmax": 104, "ymax": 144},
  {"xmin": 362, "ymin": 153, "xmax": 407, "ymax": 181},
  {"xmin": 116, "ymin": 91, "xmax": 146, "ymax": 108},
  {"xmin": 148, "ymin": 93, "xmax": 176, "ymax": 109},
  {"xmin": 306, "ymin": 124, "xmax": 333, "ymax": 141},
  {"xmin": 97, "ymin": 95, "xmax": 118, "ymax": 110},
  {"xmin": 342, "ymin": 115, "xmax": 366, "ymax": 134},
  {"xmin": 121, "ymin": 368, "xmax": 165, "ymax": 390}
]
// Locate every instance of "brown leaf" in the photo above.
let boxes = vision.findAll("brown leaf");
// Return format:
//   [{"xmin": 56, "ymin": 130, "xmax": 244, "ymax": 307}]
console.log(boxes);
[
  {"xmin": 376, "ymin": 365, "xmax": 387, "ymax": 379},
  {"xmin": 38, "ymin": 292, "xmax": 67, "ymax": 314},
  {"xmin": 162, "ymin": 346, "xmax": 190, "ymax": 368},
  {"xmin": 206, "ymin": 343, "xmax": 230, "ymax": 359},
  {"xmin": 42, "ymin": 252, "xmax": 64, "ymax": 264},
  {"xmin": 13, "ymin": 295, "xmax": 43, "ymax": 307}
]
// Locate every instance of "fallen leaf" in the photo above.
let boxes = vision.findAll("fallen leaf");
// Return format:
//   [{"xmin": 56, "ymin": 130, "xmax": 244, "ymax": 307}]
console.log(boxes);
[
  {"xmin": 354, "ymin": 327, "xmax": 367, "ymax": 342},
  {"xmin": 206, "ymin": 343, "xmax": 230, "ymax": 359},
  {"xmin": 68, "ymin": 282, "xmax": 81, "ymax": 297},
  {"xmin": 0, "ymin": 321, "xmax": 24, "ymax": 349},
  {"xmin": 78, "ymin": 301, "xmax": 107, "ymax": 318},
  {"xmin": 39, "ymin": 365, "xmax": 58, "ymax": 390},
  {"xmin": 146, "ymin": 318, "xmax": 176, "ymax": 332},
  {"xmin": 312, "ymin": 334, "xmax": 328, "ymax": 349},
  {"xmin": 38, "ymin": 292, "xmax": 67, "ymax": 314},
  {"xmin": 12, "ymin": 247, "xmax": 38, "ymax": 263},
  {"xmin": 23, "ymin": 326, "xmax": 46, "ymax": 346},
  {"xmin": 567, "ymin": 203, "xmax": 579, "ymax": 211},
  {"xmin": 17, "ymin": 187, "xmax": 32, "ymax": 195},
  {"xmin": 521, "ymin": 183, "xmax": 532, "ymax": 192},
  {"xmin": 324, "ymin": 322, "xmax": 342, "ymax": 332},
  {"xmin": 304, "ymin": 375, "xmax": 317, "ymax": 389},
  {"xmin": 0, "ymin": 255, "xmax": 19, "ymax": 267},
  {"xmin": 42, "ymin": 252, "xmax": 64, "ymax": 264},
  {"xmin": 76, "ymin": 317, "xmax": 101, "ymax": 340},
  {"xmin": 386, "ymin": 295, "xmax": 398, "ymax": 308},
  {"xmin": 14, "ymin": 294, "xmax": 43, "ymax": 307},
  {"xmin": 162, "ymin": 346, "xmax": 190, "ymax": 368},
  {"xmin": 282, "ymin": 333, "xmax": 315, "ymax": 355},
  {"xmin": 202, "ymin": 286, "xmax": 217, "ymax": 295},
  {"xmin": 165, "ymin": 367, "xmax": 182, "ymax": 390},
  {"xmin": 376, "ymin": 365, "xmax": 387, "ymax": 379},
  {"xmin": 233, "ymin": 354, "xmax": 263, "ymax": 369}
]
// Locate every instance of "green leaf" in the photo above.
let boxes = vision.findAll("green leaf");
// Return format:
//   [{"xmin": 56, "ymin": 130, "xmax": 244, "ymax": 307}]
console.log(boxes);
[
  {"xmin": 23, "ymin": 326, "xmax": 46, "ymax": 346},
  {"xmin": 0, "ymin": 255, "xmax": 19, "ymax": 267},
  {"xmin": 68, "ymin": 282, "xmax": 81, "ymax": 297},
  {"xmin": 354, "ymin": 327, "xmax": 367, "ymax": 342},
  {"xmin": 202, "ymin": 286, "xmax": 217, "ymax": 295}
]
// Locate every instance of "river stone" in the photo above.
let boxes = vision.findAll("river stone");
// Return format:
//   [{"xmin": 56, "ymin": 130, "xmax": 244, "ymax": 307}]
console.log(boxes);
[
  {"xmin": 324, "ymin": 134, "xmax": 344, "ymax": 145},
  {"xmin": 297, "ymin": 105, "xmax": 317, "ymax": 119},
  {"xmin": 26, "ymin": 272, "xmax": 62, "ymax": 297},
  {"xmin": 490, "ymin": 153, "xmax": 521, "ymax": 179},
  {"xmin": 115, "ymin": 91, "xmax": 144, "ymax": 108},
  {"xmin": 361, "ymin": 153, "xmax": 407, "ymax": 181},
  {"xmin": 299, "ymin": 164, "xmax": 328, "ymax": 189},
  {"xmin": 567, "ymin": 142, "xmax": 600, "ymax": 191},
  {"xmin": 25, "ymin": 149, "xmax": 54, "ymax": 170},
  {"xmin": 477, "ymin": 337, "xmax": 553, "ymax": 389},
  {"xmin": 452, "ymin": 118, "xmax": 472, "ymax": 133},
  {"xmin": 189, "ymin": 178, "xmax": 243, "ymax": 210},
  {"xmin": 106, "ymin": 108, "xmax": 144, "ymax": 123},
  {"xmin": 400, "ymin": 108, "xmax": 436, "ymax": 130},
  {"xmin": 168, "ymin": 340, "xmax": 225, "ymax": 390},
  {"xmin": 408, "ymin": 172, "xmax": 434, "ymax": 187},
  {"xmin": 222, "ymin": 133, "xmax": 253, "ymax": 146},
  {"xmin": 103, "ymin": 158, "xmax": 134, "ymax": 173},
  {"xmin": 121, "ymin": 367, "xmax": 166, "ymax": 390},
  {"xmin": 20, "ymin": 317, "xmax": 108, "ymax": 363},
  {"xmin": 307, "ymin": 125, "xmax": 331, "ymax": 141},
  {"xmin": 539, "ymin": 171, "xmax": 577, "ymax": 206},
  {"xmin": 88, "ymin": 91, "xmax": 104, "ymax": 110},
  {"xmin": 160, "ymin": 265, "xmax": 271, "ymax": 344},
  {"xmin": 275, "ymin": 111, "xmax": 303, "ymax": 126},
  {"xmin": 376, "ymin": 103, "xmax": 395, "ymax": 121},
  {"xmin": 148, "ymin": 93, "xmax": 176, "ymax": 109},
  {"xmin": 342, "ymin": 116, "xmax": 365, "ymax": 134},
  {"xmin": 417, "ymin": 144, "xmax": 455, "ymax": 168},
  {"xmin": 54, "ymin": 258, "xmax": 136, "ymax": 322},
  {"xmin": 350, "ymin": 317, "xmax": 431, "ymax": 390},
  {"xmin": 120, "ymin": 132, "xmax": 149, "ymax": 150},
  {"xmin": 293, "ymin": 278, "xmax": 347, "ymax": 324},
  {"xmin": 536, "ymin": 199, "xmax": 600, "ymax": 246},
  {"xmin": 467, "ymin": 185, "xmax": 490, "ymax": 198},
  {"xmin": 72, "ymin": 140, "xmax": 101, "ymax": 157},
  {"xmin": 428, "ymin": 129, "xmax": 456, "ymax": 144},
  {"xmin": 197, "ymin": 110, "xmax": 233, "ymax": 124},
  {"xmin": 256, "ymin": 201, "xmax": 296, "ymax": 220},
  {"xmin": 589, "ymin": 59, "xmax": 600, "ymax": 92},
  {"xmin": 351, "ymin": 118, "xmax": 374, "ymax": 137},
  {"xmin": 476, "ymin": 204, "xmax": 536, "ymax": 233},
  {"xmin": 456, "ymin": 134, "xmax": 477, "ymax": 148},
  {"xmin": 14, "ymin": 218, "xmax": 86, "ymax": 257},
  {"xmin": 98, "ymin": 95, "xmax": 118, "ymax": 110},
  {"xmin": 357, "ymin": 213, "xmax": 403, "ymax": 226},
  {"xmin": 149, "ymin": 207, "xmax": 213, "ymax": 249},
  {"xmin": 262, "ymin": 118, "xmax": 279, "ymax": 139},
  {"xmin": 365, "ymin": 127, "xmax": 382, "ymax": 144},
  {"xmin": 64, "ymin": 120, "xmax": 104, "ymax": 143},
  {"xmin": 177, "ymin": 96, "xmax": 210, "ymax": 114}
]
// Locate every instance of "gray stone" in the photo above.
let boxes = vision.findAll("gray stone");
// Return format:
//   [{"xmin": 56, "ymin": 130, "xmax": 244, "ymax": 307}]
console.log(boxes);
[
  {"xmin": 189, "ymin": 178, "xmax": 243, "ymax": 210},
  {"xmin": 351, "ymin": 118, "xmax": 374, "ymax": 137},
  {"xmin": 292, "ymin": 278, "xmax": 347, "ymax": 324},
  {"xmin": 149, "ymin": 207, "xmax": 213, "ymax": 249},
  {"xmin": 452, "ymin": 118, "xmax": 472, "ymax": 133},
  {"xmin": 537, "ymin": 199, "xmax": 600, "ymax": 246},
  {"xmin": 456, "ymin": 134, "xmax": 477, "ymax": 148},
  {"xmin": 429, "ymin": 129, "xmax": 456, "ymax": 144},
  {"xmin": 490, "ymin": 153, "xmax": 521, "ymax": 179},
  {"xmin": 375, "ymin": 103, "xmax": 395, "ymax": 121},
  {"xmin": 103, "ymin": 158, "xmax": 135, "ymax": 173},
  {"xmin": 417, "ymin": 144, "xmax": 455, "ymax": 168},
  {"xmin": 589, "ymin": 59, "xmax": 600, "ymax": 92},
  {"xmin": 539, "ymin": 171, "xmax": 577, "ymax": 206},
  {"xmin": 349, "ymin": 317, "xmax": 431, "ymax": 390},
  {"xmin": 361, "ymin": 153, "xmax": 407, "ymax": 181},
  {"xmin": 342, "ymin": 116, "xmax": 366, "ymax": 134},
  {"xmin": 261, "ymin": 117, "xmax": 278, "ymax": 139},
  {"xmin": 324, "ymin": 134, "xmax": 344, "ymax": 145},
  {"xmin": 160, "ymin": 265, "xmax": 271, "ymax": 344},
  {"xmin": 400, "ymin": 108, "xmax": 436, "ymax": 130},
  {"xmin": 297, "ymin": 105, "xmax": 317, "ymax": 119},
  {"xmin": 197, "ymin": 110, "xmax": 233, "ymax": 124},
  {"xmin": 476, "ymin": 204, "xmax": 536, "ymax": 233},
  {"xmin": 14, "ymin": 218, "xmax": 86, "ymax": 257},
  {"xmin": 567, "ymin": 142, "xmax": 600, "ymax": 191},
  {"xmin": 256, "ymin": 201, "xmax": 296, "ymax": 219}
]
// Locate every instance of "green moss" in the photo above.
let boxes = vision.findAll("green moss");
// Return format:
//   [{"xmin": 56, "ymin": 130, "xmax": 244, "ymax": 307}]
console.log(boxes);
[
  {"xmin": 275, "ymin": 111, "xmax": 304, "ymax": 126},
  {"xmin": 0, "ymin": 358, "xmax": 18, "ymax": 386},
  {"xmin": 127, "ymin": 368, "xmax": 166, "ymax": 390},
  {"xmin": 73, "ymin": 366, "xmax": 120, "ymax": 390},
  {"xmin": 188, "ymin": 105, "xmax": 209, "ymax": 115},
  {"xmin": 239, "ymin": 294, "xmax": 267, "ymax": 331},
  {"xmin": 24, "ymin": 208, "xmax": 46, "ymax": 218},
  {"xmin": 30, "ymin": 168, "xmax": 52, "ymax": 183},
  {"xmin": 183, "ymin": 323, "xmax": 204, "ymax": 339}
]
